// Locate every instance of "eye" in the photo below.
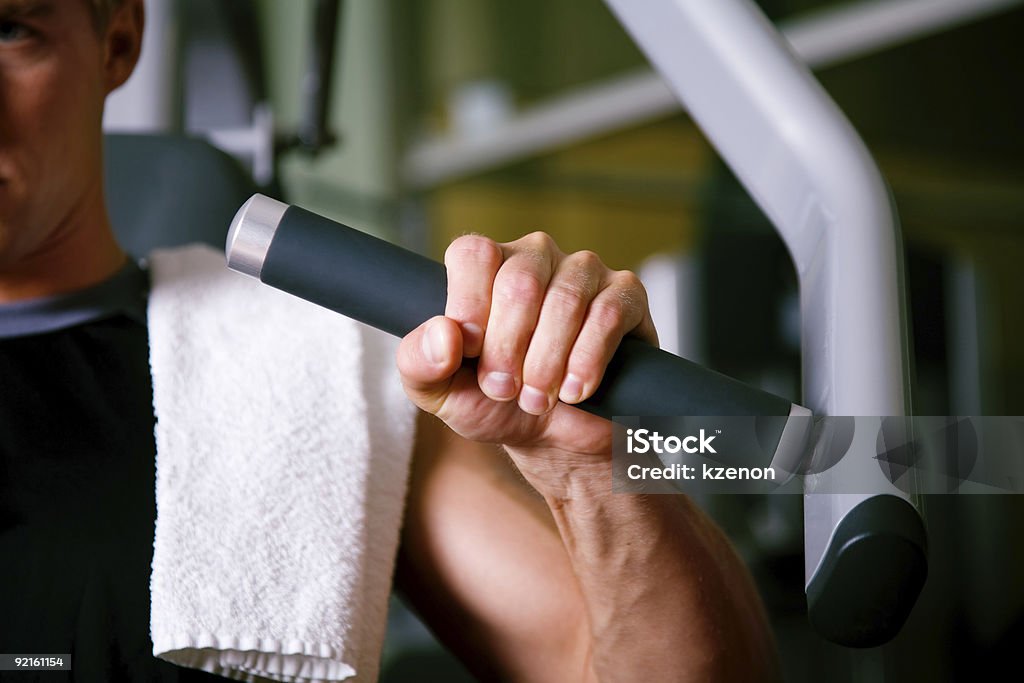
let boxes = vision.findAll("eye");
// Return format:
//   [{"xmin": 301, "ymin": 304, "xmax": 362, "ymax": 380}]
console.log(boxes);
[{"xmin": 0, "ymin": 20, "xmax": 31, "ymax": 43}]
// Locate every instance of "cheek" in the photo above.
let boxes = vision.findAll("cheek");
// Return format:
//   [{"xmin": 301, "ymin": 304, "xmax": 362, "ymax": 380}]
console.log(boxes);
[
  {"xmin": 11, "ymin": 60, "xmax": 105, "ymax": 194},
  {"xmin": 0, "ymin": 57, "xmax": 105, "ymax": 256},
  {"xmin": 46, "ymin": 63, "xmax": 104, "ymax": 150},
  {"xmin": 0, "ymin": 67, "xmax": 52, "ymax": 199}
]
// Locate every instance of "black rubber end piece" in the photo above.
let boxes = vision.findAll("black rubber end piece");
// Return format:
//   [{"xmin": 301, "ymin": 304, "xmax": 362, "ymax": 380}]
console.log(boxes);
[{"xmin": 806, "ymin": 495, "xmax": 927, "ymax": 648}]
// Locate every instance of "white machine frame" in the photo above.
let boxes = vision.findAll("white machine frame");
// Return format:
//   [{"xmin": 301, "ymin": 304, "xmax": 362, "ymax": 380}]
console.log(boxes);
[{"xmin": 602, "ymin": 0, "xmax": 910, "ymax": 605}]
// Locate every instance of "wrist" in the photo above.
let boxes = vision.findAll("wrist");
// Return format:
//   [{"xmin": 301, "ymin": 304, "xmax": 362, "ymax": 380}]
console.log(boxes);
[{"xmin": 503, "ymin": 445, "xmax": 614, "ymax": 504}]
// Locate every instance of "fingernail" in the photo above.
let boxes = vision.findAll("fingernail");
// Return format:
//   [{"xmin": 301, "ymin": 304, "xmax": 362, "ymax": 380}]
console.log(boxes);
[
  {"xmin": 422, "ymin": 321, "xmax": 446, "ymax": 364},
  {"xmin": 559, "ymin": 374, "xmax": 584, "ymax": 403},
  {"xmin": 519, "ymin": 385, "xmax": 550, "ymax": 415},
  {"xmin": 482, "ymin": 372, "xmax": 516, "ymax": 400}
]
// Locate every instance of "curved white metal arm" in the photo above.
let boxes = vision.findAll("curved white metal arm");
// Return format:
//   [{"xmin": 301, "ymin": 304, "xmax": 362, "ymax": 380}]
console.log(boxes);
[{"xmin": 602, "ymin": 0, "xmax": 913, "ymax": 600}]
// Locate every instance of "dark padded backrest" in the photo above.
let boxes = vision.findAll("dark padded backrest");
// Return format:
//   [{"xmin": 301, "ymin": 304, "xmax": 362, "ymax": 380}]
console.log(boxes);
[{"xmin": 103, "ymin": 134, "xmax": 258, "ymax": 258}]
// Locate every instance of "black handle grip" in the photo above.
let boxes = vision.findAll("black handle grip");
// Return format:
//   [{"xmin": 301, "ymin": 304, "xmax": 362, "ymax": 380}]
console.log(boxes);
[{"xmin": 253, "ymin": 203, "xmax": 795, "ymax": 421}]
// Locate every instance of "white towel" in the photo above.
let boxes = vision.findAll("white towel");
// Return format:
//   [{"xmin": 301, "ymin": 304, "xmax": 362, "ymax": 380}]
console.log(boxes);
[{"xmin": 146, "ymin": 244, "xmax": 417, "ymax": 682}]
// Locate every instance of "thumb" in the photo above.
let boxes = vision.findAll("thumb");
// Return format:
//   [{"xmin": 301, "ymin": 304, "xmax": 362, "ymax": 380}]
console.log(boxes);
[{"xmin": 396, "ymin": 315, "xmax": 464, "ymax": 413}]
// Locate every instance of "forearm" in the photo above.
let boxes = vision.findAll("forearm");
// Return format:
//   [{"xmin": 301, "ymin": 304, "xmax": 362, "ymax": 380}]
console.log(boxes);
[
  {"xmin": 396, "ymin": 416, "xmax": 596, "ymax": 682},
  {"xmin": 506, "ymin": 448, "xmax": 780, "ymax": 682}
]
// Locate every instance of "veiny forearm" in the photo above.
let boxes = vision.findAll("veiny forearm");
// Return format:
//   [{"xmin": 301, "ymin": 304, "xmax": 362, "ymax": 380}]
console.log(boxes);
[{"xmin": 506, "ymin": 448, "xmax": 781, "ymax": 683}]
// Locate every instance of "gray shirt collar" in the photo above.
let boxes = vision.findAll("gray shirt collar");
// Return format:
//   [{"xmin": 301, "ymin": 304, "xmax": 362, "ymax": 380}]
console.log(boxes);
[{"xmin": 0, "ymin": 260, "xmax": 149, "ymax": 339}]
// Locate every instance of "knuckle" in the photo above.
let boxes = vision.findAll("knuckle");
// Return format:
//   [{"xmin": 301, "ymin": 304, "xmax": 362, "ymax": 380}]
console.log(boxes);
[
  {"xmin": 507, "ymin": 232, "xmax": 559, "ymax": 265},
  {"xmin": 482, "ymin": 338, "xmax": 522, "ymax": 371},
  {"xmin": 567, "ymin": 249, "xmax": 604, "ymax": 272},
  {"xmin": 445, "ymin": 234, "xmax": 502, "ymax": 269},
  {"xmin": 588, "ymin": 298, "xmax": 626, "ymax": 331},
  {"xmin": 563, "ymin": 253, "xmax": 602, "ymax": 293},
  {"xmin": 546, "ymin": 281, "xmax": 590, "ymax": 312},
  {"xmin": 449, "ymin": 291, "xmax": 491, "ymax": 317},
  {"xmin": 519, "ymin": 230, "xmax": 556, "ymax": 251},
  {"xmin": 612, "ymin": 269, "xmax": 645, "ymax": 294},
  {"xmin": 498, "ymin": 268, "xmax": 546, "ymax": 304},
  {"xmin": 611, "ymin": 270, "xmax": 648, "ymax": 311}
]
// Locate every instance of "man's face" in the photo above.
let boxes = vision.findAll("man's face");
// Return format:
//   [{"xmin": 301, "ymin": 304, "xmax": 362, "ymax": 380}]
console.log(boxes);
[{"xmin": 0, "ymin": 0, "xmax": 112, "ymax": 270}]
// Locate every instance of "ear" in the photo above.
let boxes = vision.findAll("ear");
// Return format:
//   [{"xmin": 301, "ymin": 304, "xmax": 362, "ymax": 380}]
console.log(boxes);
[{"xmin": 103, "ymin": 0, "xmax": 145, "ymax": 94}]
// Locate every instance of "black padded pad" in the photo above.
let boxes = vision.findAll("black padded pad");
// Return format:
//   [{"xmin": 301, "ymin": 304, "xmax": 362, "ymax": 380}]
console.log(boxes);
[{"xmin": 104, "ymin": 134, "xmax": 257, "ymax": 258}]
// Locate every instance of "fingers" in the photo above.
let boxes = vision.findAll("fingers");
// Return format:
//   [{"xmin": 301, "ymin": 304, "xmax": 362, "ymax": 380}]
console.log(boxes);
[
  {"xmin": 396, "ymin": 316, "xmax": 464, "ymax": 414},
  {"xmin": 436, "ymin": 231, "xmax": 658, "ymax": 419},
  {"xmin": 443, "ymin": 235, "xmax": 503, "ymax": 358},
  {"xmin": 556, "ymin": 270, "xmax": 657, "ymax": 406},
  {"xmin": 518, "ymin": 250, "xmax": 603, "ymax": 415},
  {"xmin": 476, "ymin": 232, "xmax": 557, "ymax": 403}
]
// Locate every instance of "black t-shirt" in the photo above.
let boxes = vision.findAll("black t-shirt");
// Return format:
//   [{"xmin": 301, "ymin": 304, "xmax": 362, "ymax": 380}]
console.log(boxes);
[{"xmin": 0, "ymin": 264, "xmax": 223, "ymax": 682}]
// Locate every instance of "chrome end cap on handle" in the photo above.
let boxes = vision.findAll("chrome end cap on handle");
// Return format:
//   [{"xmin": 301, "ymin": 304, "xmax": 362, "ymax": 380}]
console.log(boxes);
[{"xmin": 226, "ymin": 193, "xmax": 289, "ymax": 279}]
